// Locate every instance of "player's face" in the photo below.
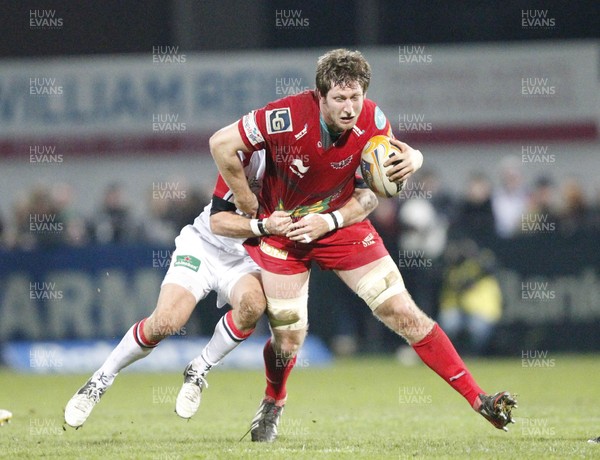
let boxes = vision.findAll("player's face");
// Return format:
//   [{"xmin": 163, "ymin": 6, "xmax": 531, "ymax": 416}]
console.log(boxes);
[{"xmin": 319, "ymin": 82, "xmax": 365, "ymax": 133}]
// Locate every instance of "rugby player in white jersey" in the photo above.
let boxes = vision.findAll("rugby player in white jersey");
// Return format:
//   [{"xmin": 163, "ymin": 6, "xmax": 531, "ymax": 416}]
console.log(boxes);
[{"xmin": 64, "ymin": 149, "xmax": 379, "ymax": 429}]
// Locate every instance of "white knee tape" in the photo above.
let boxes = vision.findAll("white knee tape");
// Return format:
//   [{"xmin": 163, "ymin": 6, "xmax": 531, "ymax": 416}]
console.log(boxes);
[
  {"xmin": 266, "ymin": 295, "xmax": 308, "ymax": 330},
  {"xmin": 356, "ymin": 257, "xmax": 406, "ymax": 311}
]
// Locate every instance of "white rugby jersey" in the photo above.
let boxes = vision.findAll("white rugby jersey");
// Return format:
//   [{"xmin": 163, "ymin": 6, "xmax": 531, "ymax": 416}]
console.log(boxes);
[{"xmin": 191, "ymin": 150, "xmax": 266, "ymax": 255}]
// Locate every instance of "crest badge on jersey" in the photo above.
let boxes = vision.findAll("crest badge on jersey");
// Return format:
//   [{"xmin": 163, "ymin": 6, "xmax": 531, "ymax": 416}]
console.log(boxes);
[
  {"xmin": 374, "ymin": 106, "xmax": 387, "ymax": 130},
  {"xmin": 266, "ymin": 108, "xmax": 293, "ymax": 134}
]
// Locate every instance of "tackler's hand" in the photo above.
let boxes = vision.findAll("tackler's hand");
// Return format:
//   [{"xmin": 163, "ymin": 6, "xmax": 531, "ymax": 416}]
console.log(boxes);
[
  {"xmin": 234, "ymin": 192, "xmax": 258, "ymax": 218},
  {"xmin": 265, "ymin": 211, "xmax": 293, "ymax": 236}
]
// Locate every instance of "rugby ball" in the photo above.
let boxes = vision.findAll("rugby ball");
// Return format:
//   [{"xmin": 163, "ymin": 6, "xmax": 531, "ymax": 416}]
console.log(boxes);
[{"xmin": 360, "ymin": 135, "xmax": 405, "ymax": 197}]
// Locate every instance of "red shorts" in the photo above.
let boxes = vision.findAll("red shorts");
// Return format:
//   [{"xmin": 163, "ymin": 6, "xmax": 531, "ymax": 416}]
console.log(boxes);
[{"xmin": 244, "ymin": 220, "xmax": 389, "ymax": 275}]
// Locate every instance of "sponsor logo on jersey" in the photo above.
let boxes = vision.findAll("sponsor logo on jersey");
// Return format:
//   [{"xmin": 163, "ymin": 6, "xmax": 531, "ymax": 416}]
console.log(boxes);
[
  {"xmin": 174, "ymin": 255, "xmax": 201, "ymax": 271},
  {"xmin": 289, "ymin": 158, "xmax": 309, "ymax": 178},
  {"xmin": 266, "ymin": 108, "xmax": 293, "ymax": 134},
  {"xmin": 374, "ymin": 106, "xmax": 387, "ymax": 130},
  {"xmin": 330, "ymin": 154, "xmax": 354, "ymax": 170},
  {"xmin": 243, "ymin": 111, "xmax": 265, "ymax": 146},
  {"xmin": 362, "ymin": 232, "xmax": 375, "ymax": 247},
  {"xmin": 294, "ymin": 123, "xmax": 308, "ymax": 140},
  {"xmin": 260, "ymin": 240, "xmax": 289, "ymax": 260}
]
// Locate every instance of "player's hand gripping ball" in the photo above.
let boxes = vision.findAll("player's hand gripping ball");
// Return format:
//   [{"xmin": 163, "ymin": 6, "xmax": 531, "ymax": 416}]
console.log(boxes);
[{"xmin": 360, "ymin": 135, "xmax": 405, "ymax": 197}]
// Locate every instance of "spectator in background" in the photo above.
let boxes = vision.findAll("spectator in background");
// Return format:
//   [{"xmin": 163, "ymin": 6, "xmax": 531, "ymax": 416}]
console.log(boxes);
[
  {"xmin": 438, "ymin": 239, "xmax": 502, "ymax": 356},
  {"xmin": 420, "ymin": 169, "xmax": 455, "ymax": 222},
  {"xmin": 450, "ymin": 171, "xmax": 496, "ymax": 246},
  {"xmin": 0, "ymin": 208, "xmax": 5, "ymax": 249},
  {"xmin": 558, "ymin": 177, "xmax": 589, "ymax": 235},
  {"xmin": 12, "ymin": 185, "xmax": 63, "ymax": 250},
  {"xmin": 94, "ymin": 182, "xmax": 135, "ymax": 244},
  {"xmin": 526, "ymin": 176, "xmax": 559, "ymax": 218},
  {"xmin": 491, "ymin": 156, "xmax": 528, "ymax": 238},
  {"xmin": 393, "ymin": 175, "xmax": 451, "ymax": 365},
  {"xmin": 589, "ymin": 185, "xmax": 600, "ymax": 231},
  {"xmin": 167, "ymin": 187, "xmax": 211, "ymax": 232},
  {"xmin": 397, "ymin": 197, "xmax": 448, "ymax": 319},
  {"xmin": 138, "ymin": 186, "xmax": 178, "ymax": 245},
  {"xmin": 8, "ymin": 193, "xmax": 34, "ymax": 249},
  {"xmin": 521, "ymin": 176, "xmax": 560, "ymax": 236},
  {"xmin": 51, "ymin": 182, "xmax": 90, "ymax": 247}
]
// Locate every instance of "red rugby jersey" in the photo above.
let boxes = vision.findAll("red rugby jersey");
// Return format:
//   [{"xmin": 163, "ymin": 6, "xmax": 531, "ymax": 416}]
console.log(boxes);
[{"xmin": 238, "ymin": 90, "xmax": 392, "ymax": 218}]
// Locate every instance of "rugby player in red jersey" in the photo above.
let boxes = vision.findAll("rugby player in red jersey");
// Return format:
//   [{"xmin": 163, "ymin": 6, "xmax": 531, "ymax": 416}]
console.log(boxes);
[{"xmin": 210, "ymin": 48, "xmax": 517, "ymax": 441}]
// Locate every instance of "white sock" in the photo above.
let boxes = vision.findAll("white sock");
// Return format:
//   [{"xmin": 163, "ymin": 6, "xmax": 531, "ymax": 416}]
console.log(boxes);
[
  {"xmin": 95, "ymin": 319, "xmax": 157, "ymax": 386},
  {"xmin": 191, "ymin": 311, "xmax": 253, "ymax": 375}
]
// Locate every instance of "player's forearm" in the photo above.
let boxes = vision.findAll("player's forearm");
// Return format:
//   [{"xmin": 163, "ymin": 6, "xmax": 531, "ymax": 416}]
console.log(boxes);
[
  {"xmin": 210, "ymin": 211, "xmax": 292, "ymax": 239},
  {"xmin": 338, "ymin": 188, "xmax": 379, "ymax": 227},
  {"xmin": 210, "ymin": 212, "xmax": 259, "ymax": 238}
]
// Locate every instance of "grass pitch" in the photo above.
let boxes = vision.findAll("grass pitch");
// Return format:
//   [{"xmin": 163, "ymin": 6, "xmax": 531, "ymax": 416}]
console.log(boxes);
[{"xmin": 1, "ymin": 355, "xmax": 599, "ymax": 459}]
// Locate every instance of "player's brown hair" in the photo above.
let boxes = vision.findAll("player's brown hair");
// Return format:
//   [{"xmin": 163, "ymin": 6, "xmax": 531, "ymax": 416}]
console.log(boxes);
[{"xmin": 315, "ymin": 48, "xmax": 371, "ymax": 97}]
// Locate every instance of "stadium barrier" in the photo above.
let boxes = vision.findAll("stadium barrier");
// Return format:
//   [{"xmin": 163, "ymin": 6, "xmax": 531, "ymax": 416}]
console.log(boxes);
[
  {"xmin": 2, "ymin": 335, "xmax": 331, "ymax": 374},
  {"xmin": 1, "ymin": 230, "xmax": 599, "ymax": 369}
]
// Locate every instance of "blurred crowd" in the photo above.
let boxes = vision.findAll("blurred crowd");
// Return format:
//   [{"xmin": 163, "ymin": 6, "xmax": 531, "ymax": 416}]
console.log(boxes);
[
  {"xmin": 0, "ymin": 181, "xmax": 211, "ymax": 251},
  {"xmin": 2, "ymin": 156, "xmax": 599, "ymax": 252}
]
